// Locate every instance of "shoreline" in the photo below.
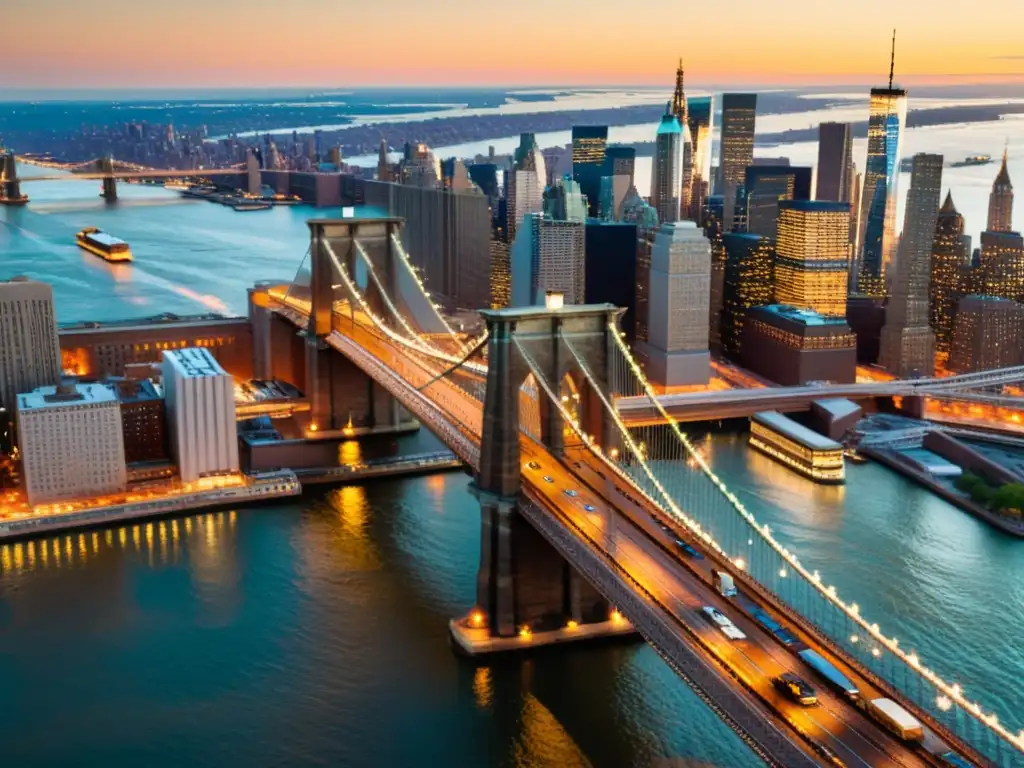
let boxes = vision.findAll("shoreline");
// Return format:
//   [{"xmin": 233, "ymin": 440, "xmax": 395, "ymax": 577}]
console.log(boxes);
[
  {"xmin": 0, "ymin": 453, "xmax": 464, "ymax": 543},
  {"xmin": 860, "ymin": 446, "xmax": 1024, "ymax": 537}
]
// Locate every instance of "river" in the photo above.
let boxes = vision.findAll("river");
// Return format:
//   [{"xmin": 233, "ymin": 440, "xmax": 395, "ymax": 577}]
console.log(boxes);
[{"xmin": 1, "ymin": 177, "xmax": 1021, "ymax": 766}]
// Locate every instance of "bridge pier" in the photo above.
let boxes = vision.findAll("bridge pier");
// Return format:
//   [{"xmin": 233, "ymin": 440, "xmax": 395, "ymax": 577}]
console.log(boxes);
[
  {"xmin": 0, "ymin": 152, "xmax": 28, "ymax": 205},
  {"xmin": 452, "ymin": 303, "xmax": 635, "ymax": 654},
  {"xmin": 97, "ymin": 156, "xmax": 117, "ymax": 201}
]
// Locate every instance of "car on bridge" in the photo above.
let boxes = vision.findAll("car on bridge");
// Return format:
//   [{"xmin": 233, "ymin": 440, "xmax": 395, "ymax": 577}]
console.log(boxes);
[
  {"xmin": 526, "ymin": 461, "xmax": 541, "ymax": 470},
  {"xmin": 700, "ymin": 606, "xmax": 746, "ymax": 640},
  {"xmin": 675, "ymin": 540, "xmax": 705, "ymax": 559},
  {"xmin": 583, "ymin": 504, "xmax": 597, "ymax": 512},
  {"xmin": 563, "ymin": 489, "xmax": 578, "ymax": 498},
  {"xmin": 772, "ymin": 673, "xmax": 818, "ymax": 706},
  {"xmin": 542, "ymin": 475, "xmax": 554, "ymax": 484}
]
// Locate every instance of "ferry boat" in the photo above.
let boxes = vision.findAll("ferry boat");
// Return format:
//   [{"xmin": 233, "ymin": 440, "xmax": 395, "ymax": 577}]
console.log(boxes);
[
  {"xmin": 950, "ymin": 154, "xmax": 992, "ymax": 168},
  {"xmin": 76, "ymin": 227, "xmax": 133, "ymax": 263},
  {"xmin": 749, "ymin": 411, "xmax": 845, "ymax": 483}
]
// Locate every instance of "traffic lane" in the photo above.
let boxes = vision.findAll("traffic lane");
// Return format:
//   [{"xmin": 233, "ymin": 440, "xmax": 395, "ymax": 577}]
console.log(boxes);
[
  {"xmin": 537, "ymin": 450, "xmax": 929, "ymax": 768},
  {"xmin": 561, "ymin": 448, "xmax": 931, "ymax": 768},
  {"xmin": 519, "ymin": 450, "xmax": 824, "ymax": 767}
]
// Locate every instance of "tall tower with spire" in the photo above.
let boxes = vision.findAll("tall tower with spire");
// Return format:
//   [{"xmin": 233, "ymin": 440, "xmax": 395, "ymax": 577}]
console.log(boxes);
[
  {"xmin": 856, "ymin": 30, "xmax": 908, "ymax": 297},
  {"xmin": 650, "ymin": 102, "xmax": 683, "ymax": 224},
  {"xmin": 987, "ymin": 146, "xmax": 1014, "ymax": 232},
  {"xmin": 377, "ymin": 137, "xmax": 391, "ymax": 182},
  {"xmin": 671, "ymin": 60, "xmax": 694, "ymax": 218}
]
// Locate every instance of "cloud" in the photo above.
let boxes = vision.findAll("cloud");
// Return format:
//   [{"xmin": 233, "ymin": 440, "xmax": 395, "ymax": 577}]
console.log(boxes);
[{"xmin": 991, "ymin": 55, "xmax": 1024, "ymax": 60}]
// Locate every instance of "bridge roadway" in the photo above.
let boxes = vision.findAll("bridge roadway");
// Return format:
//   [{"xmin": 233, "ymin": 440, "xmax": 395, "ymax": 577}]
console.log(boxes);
[
  {"xmin": 277, "ymin": 305, "xmax": 987, "ymax": 767},
  {"xmin": 16, "ymin": 169, "xmax": 244, "ymax": 182}
]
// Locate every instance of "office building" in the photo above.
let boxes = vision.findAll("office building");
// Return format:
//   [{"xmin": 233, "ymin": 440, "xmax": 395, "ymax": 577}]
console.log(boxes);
[
  {"xmin": 670, "ymin": 61, "xmax": 694, "ymax": 216},
  {"xmin": 0, "ymin": 277, "xmax": 61, "ymax": 416},
  {"xmin": 740, "ymin": 305, "xmax": 857, "ymax": 385},
  {"xmin": 704, "ymin": 195, "xmax": 727, "ymax": 352},
  {"xmin": 987, "ymin": 148, "xmax": 1014, "ymax": 232},
  {"xmin": 468, "ymin": 163, "xmax": 501, "ymax": 206},
  {"xmin": 112, "ymin": 378, "xmax": 168, "ymax": 464},
  {"xmin": 846, "ymin": 295, "xmax": 886, "ymax": 364},
  {"xmin": 744, "ymin": 165, "xmax": 813, "ymax": 241},
  {"xmin": 976, "ymin": 230, "xmax": 1024, "ymax": 301},
  {"xmin": 626, "ymin": 190, "xmax": 663, "ymax": 345},
  {"xmin": 717, "ymin": 93, "xmax": 757, "ymax": 230},
  {"xmin": 572, "ymin": 126, "xmax": 608, "ymax": 217},
  {"xmin": 507, "ymin": 133, "xmax": 547, "ymax": 241},
  {"xmin": 930, "ymin": 191, "xmax": 970, "ymax": 354},
  {"xmin": 849, "ymin": 164, "xmax": 862, "ymax": 260},
  {"xmin": 635, "ymin": 222, "xmax": 711, "ymax": 387},
  {"xmin": 544, "ymin": 175, "xmax": 588, "ymax": 222},
  {"xmin": 585, "ymin": 221, "xmax": 638, "ymax": 339},
  {"xmin": 856, "ymin": 46, "xmax": 908, "ymax": 297},
  {"xmin": 773, "ymin": 200, "xmax": 850, "ymax": 318},
  {"xmin": 687, "ymin": 96, "xmax": 714, "ymax": 221},
  {"xmin": 355, "ymin": 178, "xmax": 491, "ymax": 310},
  {"xmin": 949, "ymin": 295, "xmax": 1024, "ymax": 373},
  {"xmin": 599, "ymin": 174, "xmax": 632, "ymax": 221},
  {"xmin": 721, "ymin": 232, "xmax": 774, "ymax": 357},
  {"xmin": 400, "ymin": 142, "xmax": 441, "ymax": 188},
  {"xmin": 510, "ymin": 214, "xmax": 585, "ymax": 307},
  {"xmin": 879, "ymin": 153, "xmax": 942, "ymax": 377},
  {"xmin": 816, "ymin": 122, "xmax": 854, "ymax": 203},
  {"xmin": 650, "ymin": 104, "xmax": 683, "ymax": 224},
  {"xmin": 604, "ymin": 146, "xmax": 636, "ymax": 186},
  {"xmin": 440, "ymin": 158, "xmax": 475, "ymax": 191},
  {"xmin": 162, "ymin": 347, "xmax": 239, "ymax": 483},
  {"xmin": 16, "ymin": 382, "xmax": 127, "ymax": 506}
]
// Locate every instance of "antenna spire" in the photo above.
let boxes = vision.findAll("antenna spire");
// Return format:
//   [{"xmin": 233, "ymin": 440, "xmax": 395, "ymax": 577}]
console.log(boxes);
[{"xmin": 888, "ymin": 29, "xmax": 896, "ymax": 90}]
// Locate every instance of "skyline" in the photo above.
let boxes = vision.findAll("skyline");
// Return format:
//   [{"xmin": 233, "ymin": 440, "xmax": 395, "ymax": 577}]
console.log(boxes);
[{"xmin": 5, "ymin": 0, "xmax": 1024, "ymax": 89}]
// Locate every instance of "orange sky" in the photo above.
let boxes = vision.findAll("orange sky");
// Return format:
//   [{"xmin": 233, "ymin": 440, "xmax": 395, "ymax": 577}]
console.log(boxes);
[{"xmin": 4, "ymin": 0, "xmax": 1023, "ymax": 88}]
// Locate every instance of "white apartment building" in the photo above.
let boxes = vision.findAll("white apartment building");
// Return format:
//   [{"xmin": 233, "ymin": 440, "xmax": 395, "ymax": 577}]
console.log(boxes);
[
  {"xmin": 162, "ymin": 347, "xmax": 239, "ymax": 483},
  {"xmin": 17, "ymin": 382, "xmax": 127, "ymax": 506}
]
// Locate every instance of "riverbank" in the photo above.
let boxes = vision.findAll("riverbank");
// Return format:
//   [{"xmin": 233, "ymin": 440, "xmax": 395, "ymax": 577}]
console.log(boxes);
[
  {"xmin": 0, "ymin": 452, "xmax": 466, "ymax": 543},
  {"xmin": 860, "ymin": 446, "xmax": 1024, "ymax": 537}
]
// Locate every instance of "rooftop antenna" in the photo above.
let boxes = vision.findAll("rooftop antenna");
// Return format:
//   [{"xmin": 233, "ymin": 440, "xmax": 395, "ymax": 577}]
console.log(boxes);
[{"xmin": 888, "ymin": 29, "xmax": 896, "ymax": 90}]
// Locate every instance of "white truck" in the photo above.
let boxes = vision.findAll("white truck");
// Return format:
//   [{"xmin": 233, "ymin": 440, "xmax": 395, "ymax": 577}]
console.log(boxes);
[{"xmin": 712, "ymin": 569, "xmax": 737, "ymax": 597}]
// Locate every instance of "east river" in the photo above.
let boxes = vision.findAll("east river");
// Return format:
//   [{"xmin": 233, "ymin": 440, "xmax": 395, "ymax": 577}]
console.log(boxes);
[{"xmin": 1, "ymin": 176, "xmax": 1023, "ymax": 767}]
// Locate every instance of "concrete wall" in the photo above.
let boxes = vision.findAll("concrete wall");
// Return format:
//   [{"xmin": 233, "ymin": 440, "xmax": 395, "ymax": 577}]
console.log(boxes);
[
  {"xmin": 243, "ymin": 438, "xmax": 341, "ymax": 472},
  {"xmin": 923, "ymin": 432, "xmax": 1020, "ymax": 485}
]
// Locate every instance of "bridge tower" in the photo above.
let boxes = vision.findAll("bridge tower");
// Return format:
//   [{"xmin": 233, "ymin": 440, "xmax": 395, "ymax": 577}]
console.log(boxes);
[
  {"xmin": 0, "ymin": 152, "xmax": 28, "ymax": 206},
  {"xmin": 470, "ymin": 303, "xmax": 623, "ymax": 639},
  {"xmin": 98, "ymin": 156, "xmax": 117, "ymax": 201}
]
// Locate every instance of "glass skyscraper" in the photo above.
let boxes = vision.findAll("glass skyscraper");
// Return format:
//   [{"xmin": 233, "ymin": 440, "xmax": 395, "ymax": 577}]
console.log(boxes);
[
  {"xmin": 773, "ymin": 200, "xmax": 850, "ymax": 318},
  {"xmin": 687, "ymin": 96, "xmax": 714, "ymax": 222},
  {"xmin": 856, "ymin": 86, "xmax": 908, "ymax": 297},
  {"xmin": 650, "ymin": 104, "xmax": 682, "ymax": 225},
  {"xmin": 571, "ymin": 125, "xmax": 608, "ymax": 218},
  {"xmin": 717, "ymin": 94, "xmax": 757, "ymax": 232}
]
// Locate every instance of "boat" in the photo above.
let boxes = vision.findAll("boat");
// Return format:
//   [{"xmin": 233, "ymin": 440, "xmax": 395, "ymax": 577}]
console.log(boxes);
[
  {"xmin": 950, "ymin": 154, "xmax": 992, "ymax": 168},
  {"xmin": 232, "ymin": 202, "xmax": 272, "ymax": 212},
  {"xmin": 76, "ymin": 227, "xmax": 133, "ymax": 263},
  {"xmin": 843, "ymin": 447, "xmax": 868, "ymax": 464}
]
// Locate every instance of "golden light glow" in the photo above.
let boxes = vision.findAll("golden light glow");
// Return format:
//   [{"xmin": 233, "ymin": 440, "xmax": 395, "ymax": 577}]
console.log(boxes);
[
  {"xmin": 470, "ymin": 610, "xmax": 485, "ymax": 628},
  {"xmin": 518, "ymin": 625, "xmax": 532, "ymax": 639},
  {"xmin": 566, "ymin": 619, "xmax": 579, "ymax": 630},
  {"xmin": 610, "ymin": 609, "xmax": 623, "ymax": 623}
]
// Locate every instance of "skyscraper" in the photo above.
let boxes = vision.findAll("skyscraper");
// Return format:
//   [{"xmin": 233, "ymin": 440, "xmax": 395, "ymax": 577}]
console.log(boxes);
[
  {"xmin": 670, "ymin": 60, "xmax": 694, "ymax": 217},
  {"xmin": 687, "ymin": 96, "xmax": 714, "ymax": 221},
  {"xmin": 0, "ymin": 278, "xmax": 61, "ymax": 417},
  {"xmin": 585, "ymin": 221, "xmax": 639, "ymax": 338},
  {"xmin": 650, "ymin": 104, "xmax": 682, "ymax": 224},
  {"xmin": 773, "ymin": 200, "xmax": 851, "ymax": 318},
  {"xmin": 930, "ymin": 191, "xmax": 969, "ymax": 356},
  {"xmin": 704, "ymin": 195, "xmax": 727, "ymax": 352},
  {"xmin": 816, "ymin": 122, "xmax": 854, "ymax": 203},
  {"xmin": 604, "ymin": 146, "xmax": 636, "ymax": 184},
  {"xmin": 743, "ymin": 165, "xmax": 813, "ymax": 241},
  {"xmin": 636, "ymin": 222, "xmax": 711, "ymax": 387},
  {"xmin": 856, "ymin": 36, "xmax": 907, "ymax": 297},
  {"xmin": 976, "ymin": 230, "xmax": 1024, "ymax": 301},
  {"xmin": 510, "ymin": 214, "xmax": 585, "ymax": 307},
  {"xmin": 377, "ymin": 137, "xmax": 392, "ymax": 181},
  {"xmin": 721, "ymin": 232, "xmax": 774, "ymax": 357},
  {"xmin": 879, "ymin": 153, "xmax": 942, "ymax": 377},
  {"xmin": 987, "ymin": 147, "xmax": 1014, "ymax": 232},
  {"xmin": 572, "ymin": 126, "xmax": 608, "ymax": 218},
  {"xmin": 717, "ymin": 93, "xmax": 757, "ymax": 230},
  {"xmin": 507, "ymin": 133, "xmax": 547, "ymax": 242},
  {"xmin": 440, "ymin": 158, "xmax": 475, "ymax": 191},
  {"xmin": 544, "ymin": 175, "xmax": 588, "ymax": 222},
  {"xmin": 401, "ymin": 143, "xmax": 441, "ymax": 188}
]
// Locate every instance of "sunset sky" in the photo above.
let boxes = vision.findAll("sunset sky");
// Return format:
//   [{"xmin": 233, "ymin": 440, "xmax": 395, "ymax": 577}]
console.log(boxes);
[{"xmin": 5, "ymin": 0, "xmax": 1023, "ymax": 88}]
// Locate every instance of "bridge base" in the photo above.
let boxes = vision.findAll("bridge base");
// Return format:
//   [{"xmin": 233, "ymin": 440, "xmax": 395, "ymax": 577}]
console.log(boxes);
[
  {"xmin": 0, "ymin": 196, "xmax": 28, "ymax": 206},
  {"xmin": 448, "ymin": 614, "xmax": 636, "ymax": 656}
]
